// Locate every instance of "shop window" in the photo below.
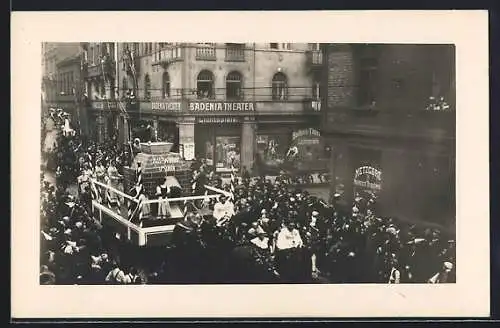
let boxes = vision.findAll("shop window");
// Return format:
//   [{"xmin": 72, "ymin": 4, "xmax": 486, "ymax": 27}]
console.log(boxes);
[
  {"xmin": 272, "ymin": 72, "xmax": 288, "ymax": 100},
  {"xmin": 144, "ymin": 74, "xmax": 151, "ymax": 100},
  {"xmin": 226, "ymin": 71, "xmax": 242, "ymax": 100},
  {"xmin": 215, "ymin": 136, "xmax": 241, "ymax": 171},
  {"xmin": 197, "ymin": 70, "xmax": 214, "ymax": 99},
  {"xmin": 162, "ymin": 72, "xmax": 170, "ymax": 98},
  {"xmin": 270, "ymin": 43, "xmax": 278, "ymax": 49}
]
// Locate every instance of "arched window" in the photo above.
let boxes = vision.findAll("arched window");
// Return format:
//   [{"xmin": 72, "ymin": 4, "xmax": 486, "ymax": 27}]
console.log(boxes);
[
  {"xmin": 144, "ymin": 74, "xmax": 151, "ymax": 100},
  {"xmin": 272, "ymin": 72, "xmax": 288, "ymax": 100},
  {"xmin": 122, "ymin": 77, "xmax": 128, "ymax": 97},
  {"xmin": 226, "ymin": 71, "xmax": 242, "ymax": 100},
  {"xmin": 162, "ymin": 72, "xmax": 170, "ymax": 98},
  {"xmin": 197, "ymin": 70, "xmax": 214, "ymax": 99}
]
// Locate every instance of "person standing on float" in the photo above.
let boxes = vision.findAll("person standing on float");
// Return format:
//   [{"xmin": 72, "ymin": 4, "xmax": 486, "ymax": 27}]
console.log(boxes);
[
  {"xmin": 106, "ymin": 160, "xmax": 122, "ymax": 208},
  {"xmin": 94, "ymin": 160, "xmax": 106, "ymax": 202},
  {"xmin": 156, "ymin": 177, "xmax": 172, "ymax": 219}
]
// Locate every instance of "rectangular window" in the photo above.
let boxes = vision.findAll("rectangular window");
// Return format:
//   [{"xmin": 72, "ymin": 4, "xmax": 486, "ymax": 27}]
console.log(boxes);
[
  {"xmin": 89, "ymin": 46, "xmax": 94, "ymax": 65},
  {"xmin": 225, "ymin": 43, "xmax": 245, "ymax": 62},
  {"xmin": 270, "ymin": 43, "xmax": 278, "ymax": 49},
  {"xmin": 357, "ymin": 55, "xmax": 378, "ymax": 107}
]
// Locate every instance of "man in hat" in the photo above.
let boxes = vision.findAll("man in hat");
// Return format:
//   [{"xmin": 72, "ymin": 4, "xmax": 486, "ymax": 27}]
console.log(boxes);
[
  {"xmin": 250, "ymin": 226, "xmax": 270, "ymax": 250},
  {"xmin": 276, "ymin": 220, "xmax": 303, "ymax": 251},
  {"xmin": 428, "ymin": 261, "xmax": 455, "ymax": 284},
  {"xmin": 213, "ymin": 195, "xmax": 235, "ymax": 227},
  {"xmin": 40, "ymin": 265, "xmax": 56, "ymax": 285}
]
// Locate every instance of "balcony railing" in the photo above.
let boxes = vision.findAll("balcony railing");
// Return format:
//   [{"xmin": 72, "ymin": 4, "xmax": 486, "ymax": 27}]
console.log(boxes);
[
  {"xmin": 225, "ymin": 45, "xmax": 245, "ymax": 62},
  {"xmin": 85, "ymin": 57, "xmax": 115, "ymax": 79},
  {"xmin": 152, "ymin": 46, "xmax": 183, "ymax": 67},
  {"xmin": 307, "ymin": 50, "xmax": 323, "ymax": 67},
  {"xmin": 195, "ymin": 45, "xmax": 216, "ymax": 61}
]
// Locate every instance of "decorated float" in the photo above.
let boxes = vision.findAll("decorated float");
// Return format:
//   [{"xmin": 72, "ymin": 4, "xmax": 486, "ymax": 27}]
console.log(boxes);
[{"xmin": 89, "ymin": 141, "xmax": 230, "ymax": 247}]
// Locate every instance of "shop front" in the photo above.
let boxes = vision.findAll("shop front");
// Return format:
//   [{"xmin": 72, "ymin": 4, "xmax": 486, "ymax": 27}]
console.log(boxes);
[
  {"xmin": 327, "ymin": 135, "xmax": 455, "ymax": 226},
  {"xmin": 87, "ymin": 100, "xmax": 120, "ymax": 143},
  {"xmin": 126, "ymin": 100, "xmax": 184, "ymax": 146},
  {"xmin": 255, "ymin": 123, "xmax": 330, "ymax": 180},
  {"xmin": 189, "ymin": 100, "xmax": 256, "ymax": 173},
  {"xmin": 194, "ymin": 117, "xmax": 243, "ymax": 172}
]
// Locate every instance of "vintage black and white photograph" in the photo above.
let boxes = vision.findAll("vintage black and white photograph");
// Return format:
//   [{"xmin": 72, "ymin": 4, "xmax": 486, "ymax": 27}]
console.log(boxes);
[
  {"xmin": 39, "ymin": 41, "xmax": 457, "ymax": 285},
  {"xmin": 12, "ymin": 10, "xmax": 490, "ymax": 319}
]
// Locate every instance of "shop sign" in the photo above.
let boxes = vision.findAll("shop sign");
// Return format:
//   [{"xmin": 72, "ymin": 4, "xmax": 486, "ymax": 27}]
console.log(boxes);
[
  {"xmin": 292, "ymin": 128, "xmax": 321, "ymax": 141},
  {"xmin": 150, "ymin": 154, "xmax": 183, "ymax": 166},
  {"xmin": 150, "ymin": 101, "xmax": 182, "ymax": 112},
  {"xmin": 188, "ymin": 101, "xmax": 255, "ymax": 112},
  {"xmin": 197, "ymin": 117, "xmax": 241, "ymax": 124},
  {"xmin": 353, "ymin": 166, "xmax": 382, "ymax": 190},
  {"xmin": 91, "ymin": 101, "xmax": 117, "ymax": 110}
]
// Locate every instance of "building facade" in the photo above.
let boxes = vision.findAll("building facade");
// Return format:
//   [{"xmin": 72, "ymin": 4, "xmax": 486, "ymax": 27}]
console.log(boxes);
[
  {"xmin": 54, "ymin": 54, "xmax": 85, "ymax": 129},
  {"xmin": 321, "ymin": 44, "xmax": 456, "ymax": 226},
  {"xmin": 41, "ymin": 42, "xmax": 81, "ymax": 107},
  {"xmin": 81, "ymin": 42, "xmax": 327, "ymax": 174}
]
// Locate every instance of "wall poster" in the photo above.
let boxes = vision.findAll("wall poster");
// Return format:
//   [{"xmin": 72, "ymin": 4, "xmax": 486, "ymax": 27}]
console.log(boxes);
[
  {"xmin": 215, "ymin": 136, "xmax": 241, "ymax": 171},
  {"xmin": 256, "ymin": 134, "xmax": 288, "ymax": 166}
]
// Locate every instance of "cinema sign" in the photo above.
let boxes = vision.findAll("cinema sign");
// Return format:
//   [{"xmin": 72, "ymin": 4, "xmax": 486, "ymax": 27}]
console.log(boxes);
[
  {"xmin": 140, "ymin": 101, "xmax": 183, "ymax": 112},
  {"xmin": 188, "ymin": 101, "xmax": 256, "ymax": 112}
]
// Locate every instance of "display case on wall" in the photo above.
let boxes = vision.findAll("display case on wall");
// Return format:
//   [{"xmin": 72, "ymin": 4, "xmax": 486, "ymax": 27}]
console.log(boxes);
[{"xmin": 215, "ymin": 136, "xmax": 241, "ymax": 171}]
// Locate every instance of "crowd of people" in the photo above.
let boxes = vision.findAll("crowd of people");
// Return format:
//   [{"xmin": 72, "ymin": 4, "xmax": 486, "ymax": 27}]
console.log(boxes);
[{"xmin": 40, "ymin": 109, "xmax": 456, "ymax": 285}]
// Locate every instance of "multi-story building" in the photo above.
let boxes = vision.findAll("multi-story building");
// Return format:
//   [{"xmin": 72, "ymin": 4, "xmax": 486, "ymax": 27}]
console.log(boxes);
[
  {"xmin": 79, "ymin": 42, "xmax": 120, "ymax": 143},
  {"xmin": 320, "ymin": 44, "xmax": 456, "ymax": 227},
  {"xmin": 54, "ymin": 54, "xmax": 85, "ymax": 131},
  {"xmin": 41, "ymin": 42, "xmax": 81, "ymax": 106},
  {"xmin": 81, "ymin": 42, "xmax": 326, "ymax": 174}
]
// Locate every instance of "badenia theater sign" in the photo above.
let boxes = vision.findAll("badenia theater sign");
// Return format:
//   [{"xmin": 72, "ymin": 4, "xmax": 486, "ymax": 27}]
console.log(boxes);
[
  {"xmin": 188, "ymin": 101, "xmax": 256, "ymax": 112},
  {"xmin": 353, "ymin": 166, "xmax": 382, "ymax": 191}
]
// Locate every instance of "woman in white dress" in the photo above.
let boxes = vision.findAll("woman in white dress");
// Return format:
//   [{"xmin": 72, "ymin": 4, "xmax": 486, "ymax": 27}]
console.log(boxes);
[
  {"xmin": 156, "ymin": 177, "xmax": 172, "ymax": 219},
  {"xmin": 106, "ymin": 161, "xmax": 122, "ymax": 210}
]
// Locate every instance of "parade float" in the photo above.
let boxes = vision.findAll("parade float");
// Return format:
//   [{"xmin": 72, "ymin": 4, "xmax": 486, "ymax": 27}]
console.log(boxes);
[{"xmin": 89, "ymin": 141, "xmax": 230, "ymax": 247}]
